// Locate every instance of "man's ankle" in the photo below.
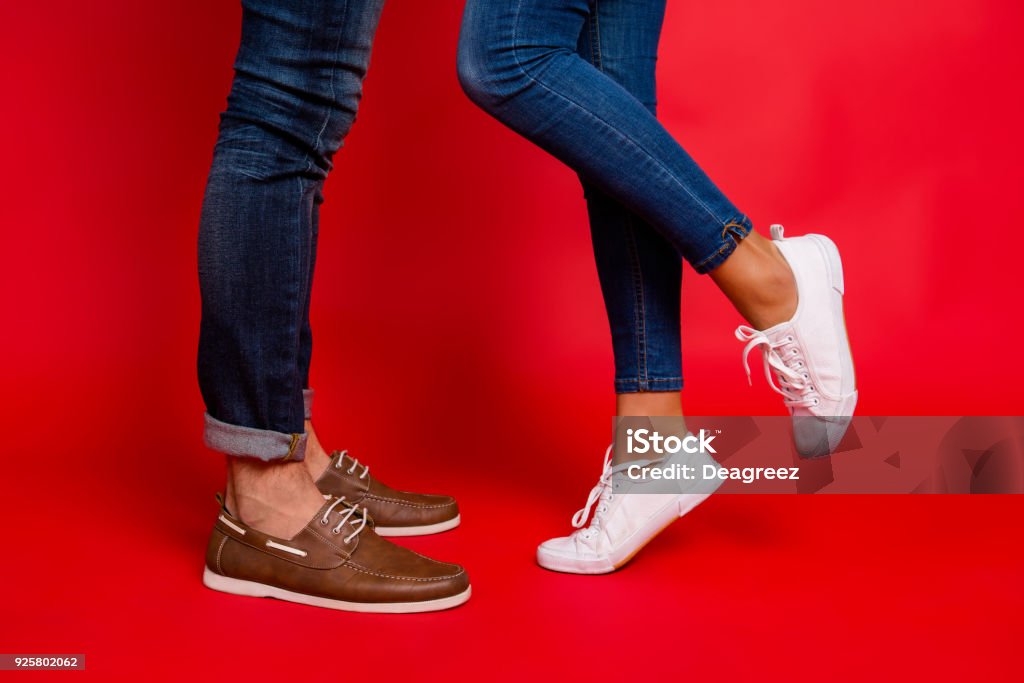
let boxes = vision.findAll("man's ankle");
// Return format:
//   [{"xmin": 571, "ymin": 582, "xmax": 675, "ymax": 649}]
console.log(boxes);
[
  {"xmin": 302, "ymin": 420, "xmax": 332, "ymax": 480},
  {"xmin": 224, "ymin": 457, "xmax": 325, "ymax": 539}
]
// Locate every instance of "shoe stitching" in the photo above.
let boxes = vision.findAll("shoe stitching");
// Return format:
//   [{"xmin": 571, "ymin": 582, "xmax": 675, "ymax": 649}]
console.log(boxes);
[
  {"xmin": 213, "ymin": 526, "xmax": 462, "ymax": 582},
  {"xmin": 401, "ymin": 548, "xmax": 464, "ymax": 574},
  {"xmin": 326, "ymin": 465, "xmax": 370, "ymax": 492},
  {"xmin": 307, "ymin": 526, "xmax": 357, "ymax": 556},
  {"xmin": 220, "ymin": 530, "xmax": 345, "ymax": 570},
  {"xmin": 364, "ymin": 494, "xmax": 454, "ymax": 509},
  {"xmin": 319, "ymin": 482, "xmax": 369, "ymax": 505},
  {"xmin": 318, "ymin": 469, "xmax": 368, "ymax": 496},
  {"xmin": 344, "ymin": 561, "xmax": 465, "ymax": 582},
  {"xmin": 215, "ymin": 535, "xmax": 227, "ymax": 575}
]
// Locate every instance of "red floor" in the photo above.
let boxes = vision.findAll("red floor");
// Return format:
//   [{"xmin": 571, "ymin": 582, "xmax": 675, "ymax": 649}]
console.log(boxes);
[
  {"xmin": 3, "ymin": 0, "xmax": 1023, "ymax": 679},
  {"xmin": 2, "ymin": 406, "xmax": 1020, "ymax": 680}
]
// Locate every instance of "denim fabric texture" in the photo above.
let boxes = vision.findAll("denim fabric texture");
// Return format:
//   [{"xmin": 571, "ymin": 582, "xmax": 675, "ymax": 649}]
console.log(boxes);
[
  {"xmin": 198, "ymin": 0, "xmax": 751, "ymax": 462},
  {"xmin": 197, "ymin": 0, "xmax": 386, "ymax": 461},
  {"xmin": 457, "ymin": 0, "xmax": 753, "ymax": 390}
]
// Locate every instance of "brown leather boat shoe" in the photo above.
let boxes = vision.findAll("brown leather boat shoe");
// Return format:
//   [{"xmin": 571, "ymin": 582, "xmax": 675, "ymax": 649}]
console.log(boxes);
[
  {"xmin": 203, "ymin": 497, "xmax": 470, "ymax": 613},
  {"xmin": 314, "ymin": 450, "xmax": 460, "ymax": 537}
]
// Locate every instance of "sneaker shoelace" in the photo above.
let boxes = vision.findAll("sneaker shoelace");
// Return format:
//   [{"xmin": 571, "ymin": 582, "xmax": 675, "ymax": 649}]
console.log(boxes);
[
  {"xmin": 334, "ymin": 449, "xmax": 369, "ymax": 480},
  {"xmin": 571, "ymin": 446, "xmax": 616, "ymax": 541},
  {"xmin": 319, "ymin": 495, "xmax": 368, "ymax": 544},
  {"xmin": 736, "ymin": 326, "xmax": 820, "ymax": 409}
]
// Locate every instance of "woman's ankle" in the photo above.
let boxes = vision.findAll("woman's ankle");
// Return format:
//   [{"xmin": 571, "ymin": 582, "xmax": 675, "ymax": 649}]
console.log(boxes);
[
  {"xmin": 614, "ymin": 393, "xmax": 685, "ymax": 465},
  {"xmin": 711, "ymin": 231, "xmax": 797, "ymax": 330}
]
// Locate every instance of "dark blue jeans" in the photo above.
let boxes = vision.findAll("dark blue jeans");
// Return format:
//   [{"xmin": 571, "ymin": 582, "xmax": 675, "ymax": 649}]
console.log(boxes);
[
  {"xmin": 199, "ymin": 0, "xmax": 742, "ymax": 462},
  {"xmin": 198, "ymin": 0, "xmax": 385, "ymax": 461},
  {"xmin": 458, "ymin": 0, "xmax": 752, "ymax": 392}
]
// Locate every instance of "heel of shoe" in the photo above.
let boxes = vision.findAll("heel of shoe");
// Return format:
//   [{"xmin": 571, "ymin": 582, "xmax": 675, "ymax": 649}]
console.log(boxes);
[
  {"xmin": 811, "ymin": 234, "xmax": 844, "ymax": 295},
  {"xmin": 203, "ymin": 567, "xmax": 260, "ymax": 596}
]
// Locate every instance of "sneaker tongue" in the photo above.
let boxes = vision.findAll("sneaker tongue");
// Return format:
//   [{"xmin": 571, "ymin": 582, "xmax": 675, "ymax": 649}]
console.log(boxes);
[{"xmin": 762, "ymin": 320, "xmax": 795, "ymax": 339}]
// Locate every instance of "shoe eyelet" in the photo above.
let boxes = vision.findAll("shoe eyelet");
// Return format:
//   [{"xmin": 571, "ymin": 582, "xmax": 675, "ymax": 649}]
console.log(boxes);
[
  {"xmin": 330, "ymin": 528, "xmax": 341, "ymax": 535},
  {"xmin": 319, "ymin": 518, "xmax": 328, "ymax": 526},
  {"xmin": 343, "ymin": 537, "xmax": 351, "ymax": 544}
]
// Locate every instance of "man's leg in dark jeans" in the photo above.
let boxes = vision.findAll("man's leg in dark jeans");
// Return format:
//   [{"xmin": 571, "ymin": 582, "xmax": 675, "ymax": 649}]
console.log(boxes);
[{"xmin": 197, "ymin": 0, "xmax": 385, "ymax": 539}]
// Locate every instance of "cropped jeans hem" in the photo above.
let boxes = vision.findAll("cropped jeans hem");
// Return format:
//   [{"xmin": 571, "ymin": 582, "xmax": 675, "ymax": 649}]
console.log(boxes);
[
  {"xmin": 203, "ymin": 413, "xmax": 307, "ymax": 462},
  {"xmin": 614, "ymin": 376, "xmax": 684, "ymax": 394},
  {"xmin": 692, "ymin": 216, "xmax": 754, "ymax": 274}
]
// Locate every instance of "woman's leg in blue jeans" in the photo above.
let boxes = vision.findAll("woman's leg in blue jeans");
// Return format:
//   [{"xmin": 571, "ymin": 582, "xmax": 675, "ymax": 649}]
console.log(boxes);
[
  {"xmin": 577, "ymin": 0, "xmax": 683, "ymax": 398},
  {"xmin": 574, "ymin": 0, "xmax": 688, "ymax": 440},
  {"xmin": 457, "ymin": 0, "xmax": 751, "ymax": 273},
  {"xmin": 457, "ymin": 0, "xmax": 798, "ymax": 330}
]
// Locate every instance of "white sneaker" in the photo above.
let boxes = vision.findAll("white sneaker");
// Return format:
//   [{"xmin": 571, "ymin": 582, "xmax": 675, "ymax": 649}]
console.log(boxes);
[
  {"xmin": 536, "ymin": 445, "xmax": 719, "ymax": 574},
  {"xmin": 736, "ymin": 225, "xmax": 857, "ymax": 457}
]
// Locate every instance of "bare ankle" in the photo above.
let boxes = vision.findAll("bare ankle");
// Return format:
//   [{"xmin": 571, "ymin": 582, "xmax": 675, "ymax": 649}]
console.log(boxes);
[
  {"xmin": 224, "ymin": 457, "xmax": 325, "ymax": 539},
  {"xmin": 711, "ymin": 230, "xmax": 797, "ymax": 330},
  {"xmin": 302, "ymin": 420, "xmax": 332, "ymax": 480},
  {"xmin": 749, "ymin": 246, "xmax": 797, "ymax": 328}
]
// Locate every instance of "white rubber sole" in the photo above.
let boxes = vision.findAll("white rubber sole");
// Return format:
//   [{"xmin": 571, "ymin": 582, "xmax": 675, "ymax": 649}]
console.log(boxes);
[
  {"xmin": 536, "ymin": 493, "xmax": 712, "ymax": 575},
  {"xmin": 374, "ymin": 514, "xmax": 461, "ymax": 537},
  {"xmin": 202, "ymin": 567, "xmax": 471, "ymax": 614}
]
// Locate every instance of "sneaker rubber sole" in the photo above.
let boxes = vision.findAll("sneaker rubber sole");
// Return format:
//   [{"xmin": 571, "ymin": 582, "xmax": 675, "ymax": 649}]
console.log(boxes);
[{"xmin": 536, "ymin": 493, "xmax": 713, "ymax": 575}]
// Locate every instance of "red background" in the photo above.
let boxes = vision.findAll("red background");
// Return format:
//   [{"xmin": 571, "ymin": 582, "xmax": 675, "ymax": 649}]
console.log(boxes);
[{"xmin": 1, "ymin": 0, "xmax": 1022, "ymax": 680}]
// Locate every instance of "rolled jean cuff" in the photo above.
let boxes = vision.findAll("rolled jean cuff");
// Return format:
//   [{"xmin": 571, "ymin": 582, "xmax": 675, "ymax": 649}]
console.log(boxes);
[
  {"xmin": 203, "ymin": 413, "xmax": 307, "ymax": 462},
  {"xmin": 614, "ymin": 376, "xmax": 684, "ymax": 394},
  {"xmin": 692, "ymin": 216, "xmax": 754, "ymax": 275},
  {"xmin": 303, "ymin": 388, "xmax": 314, "ymax": 420}
]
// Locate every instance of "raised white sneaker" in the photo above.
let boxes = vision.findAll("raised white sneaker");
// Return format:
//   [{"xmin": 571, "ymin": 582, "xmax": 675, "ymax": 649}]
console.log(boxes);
[
  {"xmin": 735, "ymin": 224, "xmax": 857, "ymax": 458},
  {"xmin": 536, "ymin": 444, "xmax": 720, "ymax": 574}
]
